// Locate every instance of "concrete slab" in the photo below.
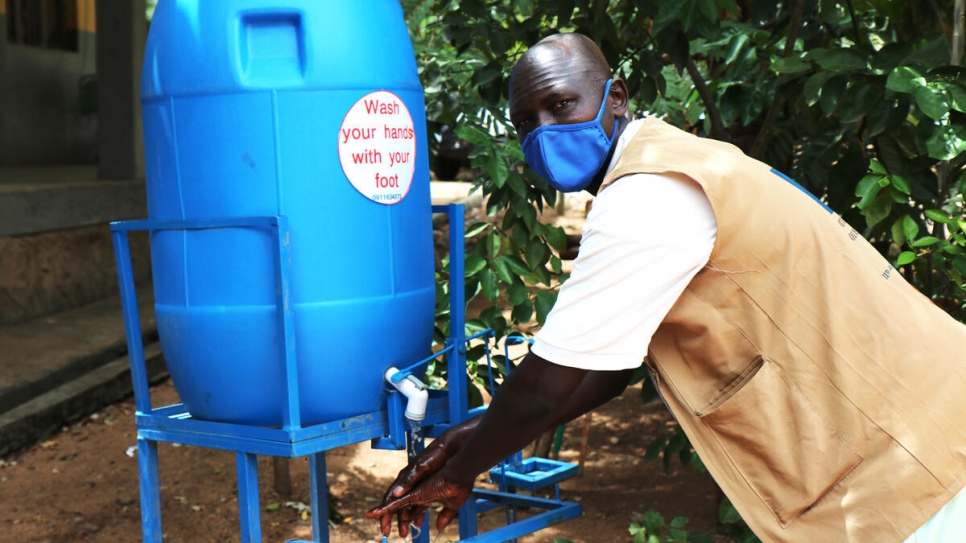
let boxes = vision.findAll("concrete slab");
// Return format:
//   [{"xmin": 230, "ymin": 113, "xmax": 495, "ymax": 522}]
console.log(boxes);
[
  {"xmin": 0, "ymin": 166, "xmax": 146, "ymax": 237},
  {"xmin": 0, "ymin": 289, "xmax": 156, "ymax": 411},
  {"xmin": 0, "ymin": 342, "xmax": 167, "ymax": 458}
]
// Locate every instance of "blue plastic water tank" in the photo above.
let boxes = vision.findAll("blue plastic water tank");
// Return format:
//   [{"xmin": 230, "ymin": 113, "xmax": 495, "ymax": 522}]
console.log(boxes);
[{"xmin": 141, "ymin": 0, "xmax": 435, "ymax": 426}]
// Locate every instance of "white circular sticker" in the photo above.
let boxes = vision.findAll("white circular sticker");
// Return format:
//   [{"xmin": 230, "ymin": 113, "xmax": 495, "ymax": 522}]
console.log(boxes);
[{"xmin": 338, "ymin": 90, "xmax": 416, "ymax": 205}]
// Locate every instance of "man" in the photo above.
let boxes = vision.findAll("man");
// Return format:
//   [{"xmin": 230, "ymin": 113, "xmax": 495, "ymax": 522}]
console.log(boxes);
[{"xmin": 366, "ymin": 33, "xmax": 966, "ymax": 542}]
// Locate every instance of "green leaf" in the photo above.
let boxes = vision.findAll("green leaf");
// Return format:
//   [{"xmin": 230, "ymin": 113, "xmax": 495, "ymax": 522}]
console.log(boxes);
[
  {"xmin": 644, "ymin": 509, "xmax": 666, "ymax": 529},
  {"xmin": 889, "ymin": 175, "xmax": 911, "ymax": 195},
  {"xmin": 924, "ymin": 209, "xmax": 950, "ymax": 224},
  {"xmin": 266, "ymin": 502, "xmax": 281, "ymax": 512},
  {"xmin": 480, "ymin": 268, "xmax": 499, "ymax": 301},
  {"xmin": 723, "ymin": 33, "xmax": 750, "ymax": 65},
  {"xmin": 911, "ymin": 236, "xmax": 941, "ymax": 247},
  {"xmin": 486, "ymin": 231, "xmax": 501, "ymax": 258},
  {"xmin": 925, "ymin": 124, "xmax": 966, "ymax": 161},
  {"xmin": 803, "ymin": 72, "xmax": 830, "ymax": 106},
  {"xmin": 524, "ymin": 239, "xmax": 549, "ymax": 269},
  {"xmin": 464, "ymin": 254, "xmax": 487, "ymax": 276},
  {"xmin": 772, "ymin": 56, "xmax": 811, "ymax": 74},
  {"xmin": 545, "ymin": 226, "xmax": 568, "ymax": 252},
  {"xmin": 511, "ymin": 298, "xmax": 533, "ymax": 323},
  {"xmin": 697, "ymin": 0, "xmax": 717, "ymax": 23},
  {"xmin": 820, "ymin": 75, "xmax": 848, "ymax": 116},
  {"xmin": 501, "ymin": 254, "xmax": 531, "ymax": 277},
  {"xmin": 497, "ymin": 136, "xmax": 524, "ymax": 161},
  {"xmin": 668, "ymin": 528, "xmax": 689, "ymax": 541},
  {"xmin": 492, "ymin": 256, "xmax": 517, "ymax": 285},
  {"xmin": 550, "ymin": 255, "xmax": 563, "ymax": 274},
  {"xmin": 839, "ymin": 80, "xmax": 875, "ymax": 123},
  {"xmin": 506, "ymin": 283, "xmax": 529, "ymax": 305},
  {"xmin": 855, "ymin": 174, "xmax": 884, "ymax": 209},
  {"xmin": 465, "ymin": 221, "xmax": 489, "ymax": 238},
  {"xmin": 486, "ymin": 153, "xmax": 510, "ymax": 188},
  {"xmin": 453, "ymin": 125, "xmax": 492, "ymax": 147},
  {"xmin": 814, "ymin": 48, "xmax": 868, "ymax": 72},
  {"xmin": 896, "ymin": 251, "xmax": 916, "ymax": 266},
  {"xmin": 949, "ymin": 84, "xmax": 966, "ymax": 113},
  {"xmin": 506, "ymin": 169, "xmax": 527, "ymax": 197},
  {"xmin": 534, "ymin": 290, "xmax": 557, "ymax": 325},
  {"xmin": 718, "ymin": 497, "xmax": 743, "ymax": 524},
  {"xmin": 670, "ymin": 516, "xmax": 689, "ymax": 528},
  {"xmin": 899, "ymin": 215, "xmax": 919, "ymax": 243},
  {"xmin": 532, "ymin": 265, "xmax": 552, "ymax": 286},
  {"xmin": 470, "ymin": 62, "xmax": 502, "ymax": 87},
  {"xmin": 644, "ymin": 437, "xmax": 667, "ymax": 463},
  {"xmin": 886, "ymin": 66, "xmax": 925, "ymax": 93},
  {"xmin": 916, "ymin": 84, "xmax": 952, "ymax": 120},
  {"xmin": 863, "ymin": 194, "xmax": 893, "ymax": 227}
]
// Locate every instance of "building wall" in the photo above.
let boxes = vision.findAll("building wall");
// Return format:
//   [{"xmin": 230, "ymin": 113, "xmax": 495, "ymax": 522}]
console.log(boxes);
[
  {"xmin": 1, "ymin": 0, "xmax": 98, "ymax": 166},
  {"xmin": 0, "ymin": 1, "xmax": 152, "ymax": 325}
]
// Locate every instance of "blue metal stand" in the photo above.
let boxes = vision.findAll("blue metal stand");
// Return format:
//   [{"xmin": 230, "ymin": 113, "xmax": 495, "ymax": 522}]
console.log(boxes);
[{"xmin": 111, "ymin": 204, "xmax": 580, "ymax": 543}]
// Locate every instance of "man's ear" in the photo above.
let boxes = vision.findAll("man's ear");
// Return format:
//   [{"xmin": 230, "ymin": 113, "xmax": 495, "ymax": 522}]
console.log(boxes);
[{"xmin": 609, "ymin": 78, "xmax": 630, "ymax": 117}]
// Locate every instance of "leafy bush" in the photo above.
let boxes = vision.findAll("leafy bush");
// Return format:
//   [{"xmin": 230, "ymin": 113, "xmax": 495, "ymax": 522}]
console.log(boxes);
[{"xmin": 403, "ymin": 0, "xmax": 965, "ymax": 540}]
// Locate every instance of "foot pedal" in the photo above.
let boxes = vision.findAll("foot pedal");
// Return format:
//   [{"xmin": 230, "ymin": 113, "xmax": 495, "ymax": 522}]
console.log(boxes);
[{"xmin": 489, "ymin": 457, "xmax": 578, "ymax": 491}]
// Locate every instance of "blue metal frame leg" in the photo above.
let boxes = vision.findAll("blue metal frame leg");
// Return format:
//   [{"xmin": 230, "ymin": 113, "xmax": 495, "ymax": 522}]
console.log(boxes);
[
  {"xmin": 309, "ymin": 452, "xmax": 328, "ymax": 543},
  {"xmin": 237, "ymin": 452, "xmax": 262, "ymax": 543},
  {"xmin": 138, "ymin": 438, "xmax": 163, "ymax": 543}
]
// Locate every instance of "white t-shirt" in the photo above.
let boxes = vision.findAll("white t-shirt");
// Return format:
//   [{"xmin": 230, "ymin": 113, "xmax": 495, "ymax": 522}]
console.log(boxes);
[{"xmin": 531, "ymin": 119, "xmax": 718, "ymax": 371}]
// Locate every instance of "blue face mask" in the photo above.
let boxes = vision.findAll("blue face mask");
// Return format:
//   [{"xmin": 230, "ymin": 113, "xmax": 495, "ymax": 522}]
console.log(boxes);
[{"xmin": 521, "ymin": 79, "xmax": 618, "ymax": 193}]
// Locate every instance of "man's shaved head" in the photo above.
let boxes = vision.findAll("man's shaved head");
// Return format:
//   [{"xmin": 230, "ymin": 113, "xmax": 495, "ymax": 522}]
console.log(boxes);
[{"xmin": 510, "ymin": 33, "xmax": 611, "ymax": 88}]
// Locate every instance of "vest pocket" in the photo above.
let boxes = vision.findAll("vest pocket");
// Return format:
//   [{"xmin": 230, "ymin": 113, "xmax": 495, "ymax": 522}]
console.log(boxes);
[{"xmin": 697, "ymin": 358, "xmax": 862, "ymax": 527}]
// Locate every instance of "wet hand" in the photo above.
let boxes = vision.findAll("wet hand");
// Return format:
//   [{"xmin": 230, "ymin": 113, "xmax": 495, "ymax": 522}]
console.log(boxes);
[
  {"xmin": 366, "ymin": 419, "xmax": 480, "ymax": 537},
  {"xmin": 366, "ymin": 471, "xmax": 473, "ymax": 536},
  {"xmin": 368, "ymin": 439, "xmax": 450, "ymax": 538}
]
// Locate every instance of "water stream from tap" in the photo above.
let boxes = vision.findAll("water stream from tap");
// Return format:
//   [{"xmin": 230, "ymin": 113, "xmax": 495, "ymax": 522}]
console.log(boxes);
[{"xmin": 406, "ymin": 417, "xmax": 425, "ymax": 460}]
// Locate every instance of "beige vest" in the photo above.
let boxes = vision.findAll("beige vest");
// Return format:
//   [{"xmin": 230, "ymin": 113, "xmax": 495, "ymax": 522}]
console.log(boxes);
[{"xmin": 602, "ymin": 117, "xmax": 966, "ymax": 542}]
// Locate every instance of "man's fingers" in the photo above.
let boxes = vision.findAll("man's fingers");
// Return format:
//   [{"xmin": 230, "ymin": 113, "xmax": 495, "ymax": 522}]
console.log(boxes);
[
  {"xmin": 397, "ymin": 507, "xmax": 411, "ymax": 538},
  {"xmin": 412, "ymin": 505, "xmax": 428, "ymax": 527},
  {"xmin": 366, "ymin": 493, "xmax": 414, "ymax": 518},
  {"xmin": 436, "ymin": 507, "xmax": 459, "ymax": 532},
  {"xmin": 379, "ymin": 513, "xmax": 391, "ymax": 537}
]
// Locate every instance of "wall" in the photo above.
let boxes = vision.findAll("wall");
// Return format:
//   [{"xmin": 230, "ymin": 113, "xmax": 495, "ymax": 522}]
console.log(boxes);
[{"xmin": 0, "ymin": 0, "xmax": 98, "ymax": 166}]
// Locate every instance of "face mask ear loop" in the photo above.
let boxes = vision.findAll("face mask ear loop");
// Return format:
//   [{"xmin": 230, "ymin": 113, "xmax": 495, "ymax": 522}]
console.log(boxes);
[
  {"xmin": 594, "ymin": 79, "xmax": 615, "ymax": 124},
  {"xmin": 595, "ymin": 79, "xmax": 618, "ymax": 145}
]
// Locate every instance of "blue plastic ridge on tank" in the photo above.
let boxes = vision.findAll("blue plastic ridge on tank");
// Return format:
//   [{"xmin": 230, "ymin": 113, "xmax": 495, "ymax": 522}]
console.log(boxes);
[{"xmin": 141, "ymin": 0, "xmax": 435, "ymax": 426}]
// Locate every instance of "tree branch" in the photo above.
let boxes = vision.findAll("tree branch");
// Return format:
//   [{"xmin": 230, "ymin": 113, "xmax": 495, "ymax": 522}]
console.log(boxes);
[
  {"xmin": 953, "ymin": 0, "xmax": 965, "ymax": 65},
  {"xmin": 684, "ymin": 55, "xmax": 729, "ymax": 141},
  {"xmin": 751, "ymin": 0, "xmax": 807, "ymax": 158},
  {"xmin": 845, "ymin": 0, "xmax": 863, "ymax": 46}
]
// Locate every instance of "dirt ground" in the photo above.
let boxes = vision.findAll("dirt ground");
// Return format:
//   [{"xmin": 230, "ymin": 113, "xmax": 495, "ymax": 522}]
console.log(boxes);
[{"xmin": 0, "ymin": 378, "xmax": 725, "ymax": 543}]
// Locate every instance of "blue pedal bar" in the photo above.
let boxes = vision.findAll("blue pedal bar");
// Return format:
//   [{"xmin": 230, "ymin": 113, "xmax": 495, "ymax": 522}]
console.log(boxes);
[{"xmin": 462, "ymin": 490, "xmax": 582, "ymax": 543}]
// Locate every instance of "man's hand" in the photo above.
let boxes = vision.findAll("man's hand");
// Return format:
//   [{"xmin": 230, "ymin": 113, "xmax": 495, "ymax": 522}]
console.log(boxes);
[
  {"xmin": 366, "ymin": 471, "xmax": 473, "ymax": 536},
  {"xmin": 366, "ymin": 418, "xmax": 480, "ymax": 537}
]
